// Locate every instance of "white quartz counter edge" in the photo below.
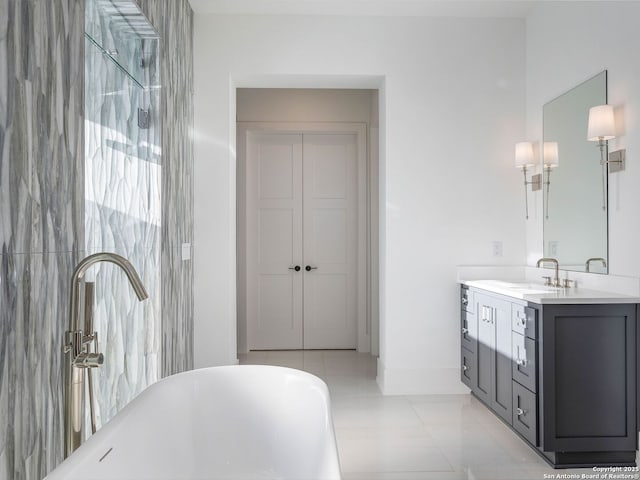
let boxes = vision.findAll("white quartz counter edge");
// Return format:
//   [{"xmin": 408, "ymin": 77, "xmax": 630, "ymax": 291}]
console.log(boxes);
[{"xmin": 462, "ymin": 280, "xmax": 640, "ymax": 304}]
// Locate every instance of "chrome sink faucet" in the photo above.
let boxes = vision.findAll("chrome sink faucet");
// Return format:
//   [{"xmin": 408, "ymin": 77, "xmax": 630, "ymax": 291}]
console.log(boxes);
[
  {"xmin": 536, "ymin": 257, "xmax": 560, "ymax": 287},
  {"xmin": 585, "ymin": 257, "xmax": 607, "ymax": 273},
  {"xmin": 64, "ymin": 253, "xmax": 148, "ymax": 458}
]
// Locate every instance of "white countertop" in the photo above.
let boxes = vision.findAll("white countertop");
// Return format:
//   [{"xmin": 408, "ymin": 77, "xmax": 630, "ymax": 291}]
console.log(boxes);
[{"xmin": 462, "ymin": 279, "xmax": 640, "ymax": 304}]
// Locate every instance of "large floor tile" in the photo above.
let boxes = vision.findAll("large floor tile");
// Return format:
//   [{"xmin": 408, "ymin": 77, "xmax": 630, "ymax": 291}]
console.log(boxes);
[
  {"xmin": 332, "ymin": 396, "xmax": 424, "ymax": 429},
  {"xmin": 410, "ymin": 396, "xmax": 485, "ymax": 428},
  {"xmin": 239, "ymin": 350, "xmax": 640, "ymax": 479},
  {"xmin": 336, "ymin": 426, "xmax": 446, "ymax": 474},
  {"xmin": 324, "ymin": 375, "xmax": 381, "ymax": 397}
]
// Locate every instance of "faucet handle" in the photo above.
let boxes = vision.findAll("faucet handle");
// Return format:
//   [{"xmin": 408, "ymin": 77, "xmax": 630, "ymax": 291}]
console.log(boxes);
[
  {"xmin": 73, "ymin": 352, "xmax": 104, "ymax": 368},
  {"xmin": 541, "ymin": 276, "xmax": 552, "ymax": 286},
  {"xmin": 562, "ymin": 278, "xmax": 574, "ymax": 289}
]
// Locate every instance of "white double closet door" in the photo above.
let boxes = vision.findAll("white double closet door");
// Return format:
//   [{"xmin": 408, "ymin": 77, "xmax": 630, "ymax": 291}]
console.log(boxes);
[{"xmin": 247, "ymin": 132, "xmax": 357, "ymax": 350}]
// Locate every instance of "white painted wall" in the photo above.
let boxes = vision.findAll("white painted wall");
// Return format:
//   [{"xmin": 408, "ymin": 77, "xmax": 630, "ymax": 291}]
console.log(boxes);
[
  {"xmin": 193, "ymin": 14, "xmax": 526, "ymax": 393},
  {"xmin": 525, "ymin": 2, "xmax": 640, "ymax": 277}
]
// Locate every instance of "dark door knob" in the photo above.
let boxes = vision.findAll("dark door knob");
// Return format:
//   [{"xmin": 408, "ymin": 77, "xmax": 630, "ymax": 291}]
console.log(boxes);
[
  {"xmin": 305, "ymin": 265, "xmax": 318, "ymax": 272},
  {"xmin": 288, "ymin": 265, "xmax": 301, "ymax": 272}
]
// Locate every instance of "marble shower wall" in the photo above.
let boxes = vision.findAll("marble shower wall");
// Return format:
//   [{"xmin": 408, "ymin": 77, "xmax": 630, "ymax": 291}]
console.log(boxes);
[
  {"xmin": 0, "ymin": 0, "xmax": 194, "ymax": 478},
  {"xmin": 0, "ymin": 1, "xmax": 84, "ymax": 478},
  {"xmin": 84, "ymin": 0, "xmax": 163, "ymax": 427},
  {"xmin": 135, "ymin": 0, "xmax": 194, "ymax": 377}
]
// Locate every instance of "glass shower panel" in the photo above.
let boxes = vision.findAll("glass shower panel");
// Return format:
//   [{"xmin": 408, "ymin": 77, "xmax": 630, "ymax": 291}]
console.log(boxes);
[{"xmin": 84, "ymin": 0, "xmax": 161, "ymax": 430}]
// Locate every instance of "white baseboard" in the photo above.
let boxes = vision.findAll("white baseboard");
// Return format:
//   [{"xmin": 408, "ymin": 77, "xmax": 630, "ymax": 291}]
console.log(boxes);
[{"xmin": 376, "ymin": 358, "xmax": 470, "ymax": 395}]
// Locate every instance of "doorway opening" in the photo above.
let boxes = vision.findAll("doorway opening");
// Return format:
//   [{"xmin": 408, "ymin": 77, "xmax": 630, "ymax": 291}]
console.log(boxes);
[{"xmin": 236, "ymin": 88, "xmax": 379, "ymax": 355}]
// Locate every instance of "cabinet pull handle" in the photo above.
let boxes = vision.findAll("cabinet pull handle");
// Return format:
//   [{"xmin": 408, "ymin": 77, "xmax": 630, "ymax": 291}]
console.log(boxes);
[
  {"xmin": 516, "ymin": 359, "xmax": 526, "ymax": 366},
  {"xmin": 462, "ymin": 365, "xmax": 468, "ymax": 371},
  {"xmin": 516, "ymin": 407, "xmax": 526, "ymax": 416},
  {"xmin": 462, "ymin": 297, "xmax": 468, "ymax": 306},
  {"xmin": 462, "ymin": 327, "xmax": 468, "ymax": 334}
]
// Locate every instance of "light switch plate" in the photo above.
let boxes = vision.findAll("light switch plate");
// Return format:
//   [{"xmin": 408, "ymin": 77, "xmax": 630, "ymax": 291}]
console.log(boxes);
[
  {"xmin": 492, "ymin": 241, "xmax": 503, "ymax": 258},
  {"xmin": 181, "ymin": 243, "xmax": 191, "ymax": 261},
  {"xmin": 609, "ymin": 149, "xmax": 625, "ymax": 173}
]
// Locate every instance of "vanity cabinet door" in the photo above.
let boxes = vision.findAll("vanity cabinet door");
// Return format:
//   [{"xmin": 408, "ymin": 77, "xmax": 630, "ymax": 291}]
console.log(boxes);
[
  {"xmin": 461, "ymin": 349, "xmax": 476, "ymax": 390},
  {"xmin": 512, "ymin": 332, "xmax": 537, "ymax": 393},
  {"xmin": 474, "ymin": 292, "xmax": 512, "ymax": 424},
  {"xmin": 461, "ymin": 310, "xmax": 477, "ymax": 354},
  {"xmin": 461, "ymin": 287, "xmax": 474, "ymax": 314},
  {"xmin": 476, "ymin": 299, "xmax": 494, "ymax": 405},
  {"xmin": 540, "ymin": 303, "xmax": 637, "ymax": 453},
  {"xmin": 512, "ymin": 305, "xmax": 538, "ymax": 340},
  {"xmin": 513, "ymin": 380, "xmax": 538, "ymax": 446},
  {"xmin": 492, "ymin": 297, "xmax": 513, "ymax": 424}
]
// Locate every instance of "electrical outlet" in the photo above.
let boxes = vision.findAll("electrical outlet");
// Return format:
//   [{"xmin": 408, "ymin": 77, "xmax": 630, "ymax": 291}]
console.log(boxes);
[
  {"xmin": 548, "ymin": 241, "xmax": 558, "ymax": 256},
  {"xmin": 492, "ymin": 241, "xmax": 503, "ymax": 258}
]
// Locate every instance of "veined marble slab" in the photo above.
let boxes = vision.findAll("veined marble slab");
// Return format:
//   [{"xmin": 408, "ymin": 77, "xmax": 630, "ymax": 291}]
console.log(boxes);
[{"xmin": 0, "ymin": 0, "xmax": 194, "ymax": 479}]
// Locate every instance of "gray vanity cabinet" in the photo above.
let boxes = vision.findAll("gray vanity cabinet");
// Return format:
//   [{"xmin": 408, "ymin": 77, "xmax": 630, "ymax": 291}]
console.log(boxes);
[
  {"xmin": 539, "ymin": 303, "xmax": 637, "ymax": 463},
  {"xmin": 460, "ymin": 285, "xmax": 639, "ymax": 468},
  {"xmin": 474, "ymin": 291, "xmax": 513, "ymax": 424}
]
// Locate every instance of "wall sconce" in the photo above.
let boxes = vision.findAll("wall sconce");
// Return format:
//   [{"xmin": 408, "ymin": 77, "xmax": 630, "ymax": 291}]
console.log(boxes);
[
  {"xmin": 515, "ymin": 142, "xmax": 541, "ymax": 219},
  {"xmin": 543, "ymin": 142, "xmax": 559, "ymax": 219},
  {"xmin": 587, "ymin": 104, "xmax": 625, "ymax": 210}
]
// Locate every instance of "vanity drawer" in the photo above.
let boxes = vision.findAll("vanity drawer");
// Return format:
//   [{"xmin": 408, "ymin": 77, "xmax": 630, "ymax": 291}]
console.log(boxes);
[
  {"xmin": 512, "ymin": 304, "xmax": 537, "ymax": 340},
  {"xmin": 461, "ymin": 349, "xmax": 476, "ymax": 390},
  {"xmin": 460, "ymin": 287, "xmax": 474, "ymax": 314},
  {"xmin": 513, "ymin": 381, "xmax": 538, "ymax": 447},
  {"xmin": 461, "ymin": 310, "xmax": 477, "ymax": 353},
  {"xmin": 512, "ymin": 332, "xmax": 537, "ymax": 393}
]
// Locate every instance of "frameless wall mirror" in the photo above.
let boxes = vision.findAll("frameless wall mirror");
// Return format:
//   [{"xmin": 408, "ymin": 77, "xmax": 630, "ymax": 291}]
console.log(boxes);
[{"xmin": 543, "ymin": 71, "xmax": 608, "ymax": 274}]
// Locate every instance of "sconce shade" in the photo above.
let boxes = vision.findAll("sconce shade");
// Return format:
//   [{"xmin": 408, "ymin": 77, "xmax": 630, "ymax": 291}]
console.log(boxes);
[
  {"xmin": 543, "ymin": 142, "xmax": 559, "ymax": 167},
  {"xmin": 515, "ymin": 142, "xmax": 534, "ymax": 168},
  {"xmin": 587, "ymin": 105, "xmax": 616, "ymax": 141}
]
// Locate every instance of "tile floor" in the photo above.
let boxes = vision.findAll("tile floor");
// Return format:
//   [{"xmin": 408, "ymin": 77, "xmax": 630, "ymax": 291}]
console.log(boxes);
[{"xmin": 239, "ymin": 350, "xmax": 640, "ymax": 480}]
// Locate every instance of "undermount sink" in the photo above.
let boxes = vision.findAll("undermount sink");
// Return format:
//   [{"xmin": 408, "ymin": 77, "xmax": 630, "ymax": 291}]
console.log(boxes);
[
  {"xmin": 508, "ymin": 283, "xmax": 562, "ymax": 294},
  {"xmin": 472, "ymin": 280, "xmax": 563, "ymax": 296},
  {"xmin": 510, "ymin": 287, "xmax": 560, "ymax": 295}
]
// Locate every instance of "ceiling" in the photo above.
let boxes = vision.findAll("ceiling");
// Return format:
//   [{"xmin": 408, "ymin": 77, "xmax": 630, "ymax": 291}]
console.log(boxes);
[{"xmin": 187, "ymin": 0, "xmax": 543, "ymax": 18}]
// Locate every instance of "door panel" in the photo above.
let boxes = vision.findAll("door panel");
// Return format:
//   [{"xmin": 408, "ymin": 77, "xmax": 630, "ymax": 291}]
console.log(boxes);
[
  {"xmin": 259, "ymin": 145, "xmax": 295, "ymax": 199},
  {"xmin": 303, "ymin": 134, "xmax": 357, "ymax": 349},
  {"xmin": 313, "ymin": 209, "xmax": 348, "ymax": 264},
  {"xmin": 307, "ymin": 274, "xmax": 349, "ymax": 345},
  {"xmin": 258, "ymin": 275, "xmax": 295, "ymax": 331},
  {"xmin": 259, "ymin": 210, "xmax": 294, "ymax": 264},
  {"xmin": 247, "ymin": 133, "xmax": 303, "ymax": 349},
  {"xmin": 247, "ymin": 132, "xmax": 358, "ymax": 350}
]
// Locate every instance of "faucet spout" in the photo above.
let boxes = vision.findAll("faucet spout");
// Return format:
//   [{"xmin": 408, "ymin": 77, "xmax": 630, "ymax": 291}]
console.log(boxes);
[
  {"xmin": 69, "ymin": 253, "xmax": 148, "ymax": 331},
  {"xmin": 65, "ymin": 252, "xmax": 148, "ymax": 458},
  {"xmin": 536, "ymin": 257, "xmax": 560, "ymax": 287}
]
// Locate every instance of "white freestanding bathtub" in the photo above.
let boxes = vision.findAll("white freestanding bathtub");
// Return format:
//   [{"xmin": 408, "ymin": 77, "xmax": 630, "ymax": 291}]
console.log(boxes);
[{"xmin": 46, "ymin": 366, "xmax": 341, "ymax": 479}]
